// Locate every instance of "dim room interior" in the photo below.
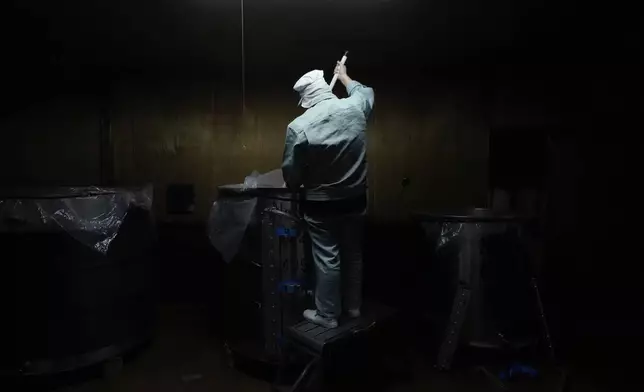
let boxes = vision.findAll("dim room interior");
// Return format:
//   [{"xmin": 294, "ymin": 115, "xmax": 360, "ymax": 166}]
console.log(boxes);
[{"xmin": 1, "ymin": 1, "xmax": 641, "ymax": 391}]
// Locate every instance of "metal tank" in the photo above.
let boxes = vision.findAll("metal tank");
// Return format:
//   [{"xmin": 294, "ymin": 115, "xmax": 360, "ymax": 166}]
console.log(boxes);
[
  {"xmin": 0, "ymin": 186, "xmax": 157, "ymax": 377},
  {"xmin": 413, "ymin": 209, "xmax": 544, "ymax": 369},
  {"xmin": 209, "ymin": 175, "xmax": 311, "ymax": 373}
]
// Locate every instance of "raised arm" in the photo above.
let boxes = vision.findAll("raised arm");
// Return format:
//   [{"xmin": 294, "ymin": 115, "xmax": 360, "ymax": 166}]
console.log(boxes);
[{"xmin": 334, "ymin": 62, "xmax": 375, "ymax": 119}]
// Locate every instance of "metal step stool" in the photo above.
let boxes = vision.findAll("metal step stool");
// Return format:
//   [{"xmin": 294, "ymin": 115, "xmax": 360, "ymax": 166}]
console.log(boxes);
[{"xmin": 272, "ymin": 302, "xmax": 397, "ymax": 392}]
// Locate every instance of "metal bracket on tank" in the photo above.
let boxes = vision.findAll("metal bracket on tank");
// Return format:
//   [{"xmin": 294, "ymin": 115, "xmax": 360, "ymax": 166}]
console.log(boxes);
[
  {"xmin": 261, "ymin": 211, "xmax": 281, "ymax": 357},
  {"xmin": 260, "ymin": 201, "xmax": 306, "ymax": 358},
  {"xmin": 276, "ymin": 227, "xmax": 298, "ymax": 237},
  {"xmin": 436, "ymin": 285, "xmax": 471, "ymax": 370}
]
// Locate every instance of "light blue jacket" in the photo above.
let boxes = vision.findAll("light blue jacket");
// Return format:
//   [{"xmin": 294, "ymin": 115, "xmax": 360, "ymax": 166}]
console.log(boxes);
[{"xmin": 282, "ymin": 81, "xmax": 375, "ymax": 201}]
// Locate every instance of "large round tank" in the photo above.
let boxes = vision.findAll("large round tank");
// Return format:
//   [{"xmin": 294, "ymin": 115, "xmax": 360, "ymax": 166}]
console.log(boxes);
[
  {"xmin": 0, "ymin": 186, "xmax": 157, "ymax": 377},
  {"xmin": 414, "ymin": 209, "xmax": 540, "ymax": 351}
]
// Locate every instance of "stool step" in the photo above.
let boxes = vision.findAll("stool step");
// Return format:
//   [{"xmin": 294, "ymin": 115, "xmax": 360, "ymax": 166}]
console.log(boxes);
[{"xmin": 286, "ymin": 303, "xmax": 397, "ymax": 355}]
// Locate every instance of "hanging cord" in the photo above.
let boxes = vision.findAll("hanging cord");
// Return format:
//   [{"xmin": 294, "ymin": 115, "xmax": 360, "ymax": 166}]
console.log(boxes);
[{"xmin": 240, "ymin": 0, "xmax": 246, "ymax": 112}]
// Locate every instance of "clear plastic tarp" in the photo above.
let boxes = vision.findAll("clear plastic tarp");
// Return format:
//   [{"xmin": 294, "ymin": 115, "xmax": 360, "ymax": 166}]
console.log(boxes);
[
  {"xmin": 415, "ymin": 209, "xmax": 538, "ymax": 345},
  {"xmin": 0, "ymin": 186, "xmax": 153, "ymax": 254},
  {"xmin": 208, "ymin": 169, "xmax": 289, "ymax": 263}
]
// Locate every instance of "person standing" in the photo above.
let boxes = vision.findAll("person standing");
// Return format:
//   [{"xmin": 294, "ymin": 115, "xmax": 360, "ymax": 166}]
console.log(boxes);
[{"xmin": 282, "ymin": 62, "xmax": 374, "ymax": 328}]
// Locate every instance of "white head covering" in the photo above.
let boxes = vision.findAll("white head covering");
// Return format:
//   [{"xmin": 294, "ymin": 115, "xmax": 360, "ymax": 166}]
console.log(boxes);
[{"xmin": 293, "ymin": 70, "xmax": 335, "ymax": 108}]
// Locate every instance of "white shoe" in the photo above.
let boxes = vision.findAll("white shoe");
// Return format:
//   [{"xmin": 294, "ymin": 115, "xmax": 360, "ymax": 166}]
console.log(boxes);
[
  {"xmin": 346, "ymin": 309, "xmax": 361, "ymax": 318},
  {"xmin": 303, "ymin": 309, "xmax": 338, "ymax": 329}
]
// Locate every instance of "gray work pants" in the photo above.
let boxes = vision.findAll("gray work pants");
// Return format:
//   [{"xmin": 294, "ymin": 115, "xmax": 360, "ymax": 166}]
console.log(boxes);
[{"xmin": 304, "ymin": 209, "xmax": 365, "ymax": 319}]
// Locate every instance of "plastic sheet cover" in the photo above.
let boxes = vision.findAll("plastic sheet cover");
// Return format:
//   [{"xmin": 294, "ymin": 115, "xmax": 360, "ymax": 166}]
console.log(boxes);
[
  {"xmin": 0, "ymin": 186, "xmax": 153, "ymax": 254},
  {"xmin": 419, "ymin": 216, "xmax": 514, "ymax": 252},
  {"xmin": 209, "ymin": 169, "xmax": 284, "ymax": 263},
  {"xmin": 418, "ymin": 213, "xmax": 537, "ymax": 346}
]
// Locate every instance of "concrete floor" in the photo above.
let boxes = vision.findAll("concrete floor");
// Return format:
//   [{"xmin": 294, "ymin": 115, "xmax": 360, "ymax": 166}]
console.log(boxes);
[
  {"xmin": 52, "ymin": 305, "xmax": 266, "ymax": 392},
  {"xmin": 14, "ymin": 304, "xmax": 620, "ymax": 392}
]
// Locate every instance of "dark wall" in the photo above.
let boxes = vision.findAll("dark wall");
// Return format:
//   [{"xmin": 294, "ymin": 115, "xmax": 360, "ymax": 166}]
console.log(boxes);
[
  {"xmin": 0, "ymin": 96, "xmax": 102, "ymax": 185},
  {"xmin": 2, "ymin": 1, "xmax": 638, "ymax": 198}
]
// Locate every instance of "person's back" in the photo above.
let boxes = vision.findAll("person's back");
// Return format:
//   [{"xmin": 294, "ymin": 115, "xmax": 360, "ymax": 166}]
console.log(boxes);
[
  {"xmin": 287, "ymin": 90, "xmax": 372, "ymax": 201},
  {"xmin": 282, "ymin": 71, "xmax": 374, "ymax": 202},
  {"xmin": 282, "ymin": 64, "xmax": 374, "ymax": 329}
]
